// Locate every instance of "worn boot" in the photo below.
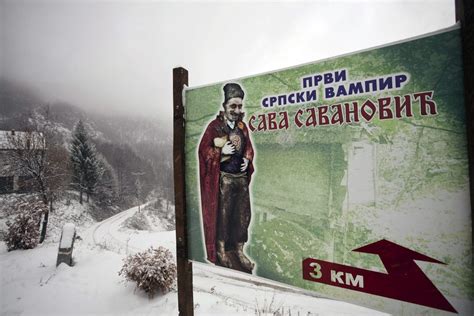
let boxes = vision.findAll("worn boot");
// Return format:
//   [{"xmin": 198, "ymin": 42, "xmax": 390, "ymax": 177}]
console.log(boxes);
[
  {"xmin": 236, "ymin": 242, "xmax": 254, "ymax": 271},
  {"xmin": 216, "ymin": 240, "xmax": 233, "ymax": 268}
]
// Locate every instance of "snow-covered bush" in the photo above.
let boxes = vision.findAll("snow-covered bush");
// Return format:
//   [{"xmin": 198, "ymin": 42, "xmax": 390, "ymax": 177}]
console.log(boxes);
[
  {"xmin": 5, "ymin": 200, "xmax": 46, "ymax": 251},
  {"xmin": 121, "ymin": 211, "xmax": 150, "ymax": 231},
  {"xmin": 119, "ymin": 246, "xmax": 176, "ymax": 297}
]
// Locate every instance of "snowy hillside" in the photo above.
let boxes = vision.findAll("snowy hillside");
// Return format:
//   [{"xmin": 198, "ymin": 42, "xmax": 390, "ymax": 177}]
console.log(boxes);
[{"xmin": 0, "ymin": 201, "xmax": 387, "ymax": 315}]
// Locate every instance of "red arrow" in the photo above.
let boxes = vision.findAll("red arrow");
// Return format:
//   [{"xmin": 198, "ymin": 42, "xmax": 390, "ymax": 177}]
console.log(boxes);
[{"xmin": 303, "ymin": 239, "xmax": 456, "ymax": 313}]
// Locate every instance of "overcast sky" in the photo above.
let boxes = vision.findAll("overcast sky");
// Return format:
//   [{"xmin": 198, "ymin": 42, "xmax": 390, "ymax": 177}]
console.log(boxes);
[{"xmin": 0, "ymin": 0, "xmax": 456, "ymax": 122}]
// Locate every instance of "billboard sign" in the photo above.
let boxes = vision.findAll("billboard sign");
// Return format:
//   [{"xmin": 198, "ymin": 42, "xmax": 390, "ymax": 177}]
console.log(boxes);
[{"xmin": 184, "ymin": 25, "xmax": 473, "ymax": 314}]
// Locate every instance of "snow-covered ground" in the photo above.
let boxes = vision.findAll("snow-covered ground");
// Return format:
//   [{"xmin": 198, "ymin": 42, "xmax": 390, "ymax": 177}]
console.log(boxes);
[{"xmin": 0, "ymin": 203, "xmax": 387, "ymax": 315}]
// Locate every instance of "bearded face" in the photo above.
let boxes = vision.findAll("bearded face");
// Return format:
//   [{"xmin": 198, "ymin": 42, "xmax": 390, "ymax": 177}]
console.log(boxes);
[{"xmin": 223, "ymin": 97, "xmax": 243, "ymax": 122}]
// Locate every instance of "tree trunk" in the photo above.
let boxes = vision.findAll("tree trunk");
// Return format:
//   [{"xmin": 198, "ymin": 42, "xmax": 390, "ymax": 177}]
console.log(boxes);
[
  {"xmin": 38, "ymin": 176, "xmax": 48, "ymax": 205},
  {"xmin": 87, "ymin": 193, "xmax": 89, "ymax": 203},
  {"xmin": 39, "ymin": 206, "xmax": 49, "ymax": 243},
  {"xmin": 79, "ymin": 188, "xmax": 83, "ymax": 204}
]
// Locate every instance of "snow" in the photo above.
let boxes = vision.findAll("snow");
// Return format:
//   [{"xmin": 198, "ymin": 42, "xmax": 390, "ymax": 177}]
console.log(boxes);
[
  {"xmin": 46, "ymin": 194, "xmax": 96, "ymax": 243},
  {"xmin": 0, "ymin": 130, "xmax": 45, "ymax": 150},
  {"xmin": 59, "ymin": 223, "xmax": 75, "ymax": 249},
  {"xmin": 0, "ymin": 130, "xmax": 31, "ymax": 149},
  {"xmin": 0, "ymin": 201, "xmax": 388, "ymax": 315}
]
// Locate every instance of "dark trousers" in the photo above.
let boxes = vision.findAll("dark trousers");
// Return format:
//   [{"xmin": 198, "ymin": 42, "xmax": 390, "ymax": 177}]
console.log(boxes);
[{"xmin": 217, "ymin": 172, "xmax": 251, "ymax": 248}]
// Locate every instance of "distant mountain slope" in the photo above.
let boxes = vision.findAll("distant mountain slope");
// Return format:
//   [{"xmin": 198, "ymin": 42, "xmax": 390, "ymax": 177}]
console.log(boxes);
[
  {"xmin": 0, "ymin": 77, "xmax": 170, "ymax": 147},
  {"xmin": 0, "ymin": 79, "xmax": 41, "ymax": 116}
]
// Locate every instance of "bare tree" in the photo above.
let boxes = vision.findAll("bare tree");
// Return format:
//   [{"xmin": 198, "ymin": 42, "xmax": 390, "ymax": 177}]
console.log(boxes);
[
  {"xmin": 6, "ymin": 106, "xmax": 70, "ymax": 243},
  {"xmin": 7, "ymin": 130, "xmax": 46, "ymax": 198}
]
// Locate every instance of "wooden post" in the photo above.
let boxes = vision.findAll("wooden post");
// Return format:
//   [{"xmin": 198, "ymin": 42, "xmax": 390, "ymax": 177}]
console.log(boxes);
[
  {"xmin": 56, "ymin": 223, "xmax": 76, "ymax": 267},
  {"xmin": 173, "ymin": 67, "xmax": 194, "ymax": 316},
  {"xmin": 455, "ymin": 0, "xmax": 473, "ymax": 266}
]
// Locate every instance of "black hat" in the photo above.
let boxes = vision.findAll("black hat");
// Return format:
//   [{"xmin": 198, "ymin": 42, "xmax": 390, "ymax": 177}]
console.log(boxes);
[{"xmin": 223, "ymin": 83, "xmax": 244, "ymax": 103}]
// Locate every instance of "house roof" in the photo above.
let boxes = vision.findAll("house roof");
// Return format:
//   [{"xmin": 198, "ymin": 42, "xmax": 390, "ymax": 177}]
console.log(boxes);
[{"xmin": 0, "ymin": 130, "xmax": 44, "ymax": 150}]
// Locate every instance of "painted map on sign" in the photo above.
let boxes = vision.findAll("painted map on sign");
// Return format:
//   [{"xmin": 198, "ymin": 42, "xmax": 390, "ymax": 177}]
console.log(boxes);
[{"xmin": 184, "ymin": 25, "xmax": 473, "ymax": 315}]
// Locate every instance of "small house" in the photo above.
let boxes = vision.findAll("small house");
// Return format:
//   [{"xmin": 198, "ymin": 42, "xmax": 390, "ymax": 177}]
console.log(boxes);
[{"xmin": 0, "ymin": 130, "xmax": 44, "ymax": 194}]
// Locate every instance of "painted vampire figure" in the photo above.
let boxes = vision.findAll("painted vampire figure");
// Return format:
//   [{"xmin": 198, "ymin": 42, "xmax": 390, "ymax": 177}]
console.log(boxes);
[{"xmin": 198, "ymin": 83, "xmax": 255, "ymax": 272}]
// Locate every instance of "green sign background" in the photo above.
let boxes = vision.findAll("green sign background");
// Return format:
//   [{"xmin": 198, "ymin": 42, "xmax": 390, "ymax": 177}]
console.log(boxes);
[{"xmin": 184, "ymin": 26, "xmax": 472, "ymax": 315}]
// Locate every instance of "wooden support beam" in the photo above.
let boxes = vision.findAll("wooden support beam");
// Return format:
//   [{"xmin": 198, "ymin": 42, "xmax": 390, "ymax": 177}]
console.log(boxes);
[
  {"xmin": 455, "ymin": 0, "xmax": 474, "ymax": 265},
  {"xmin": 173, "ymin": 67, "xmax": 194, "ymax": 316}
]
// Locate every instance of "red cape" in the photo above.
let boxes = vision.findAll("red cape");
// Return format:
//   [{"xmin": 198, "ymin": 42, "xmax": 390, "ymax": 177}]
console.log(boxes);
[{"xmin": 198, "ymin": 114, "xmax": 254, "ymax": 263}]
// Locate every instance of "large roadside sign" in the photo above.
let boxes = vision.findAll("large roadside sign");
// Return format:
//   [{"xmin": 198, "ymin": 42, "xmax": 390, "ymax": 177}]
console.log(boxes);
[{"xmin": 183, "ymin": 25, "xmax": 473, "ymax": 314}]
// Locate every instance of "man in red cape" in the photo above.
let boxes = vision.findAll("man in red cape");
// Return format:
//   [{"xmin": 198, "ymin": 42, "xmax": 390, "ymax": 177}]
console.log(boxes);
[{"xmin": 198, "ymin": 83, "xmax": 255, "ymax": 271}]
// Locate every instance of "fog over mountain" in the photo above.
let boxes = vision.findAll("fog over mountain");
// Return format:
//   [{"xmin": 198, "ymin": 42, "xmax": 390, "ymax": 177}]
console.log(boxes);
[
  {"xmin": 1, "ymin": 1, "xmax": 455, "ymax": 122},
  {"xmin": 0, "ymin": 78, "xmax": 173, "ymax": 219}
]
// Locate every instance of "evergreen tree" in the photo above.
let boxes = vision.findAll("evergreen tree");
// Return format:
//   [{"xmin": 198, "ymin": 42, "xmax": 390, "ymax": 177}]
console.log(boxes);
[{"xmin": 70, "ymin": 120, "xmax": 102, "ymax": 204}]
